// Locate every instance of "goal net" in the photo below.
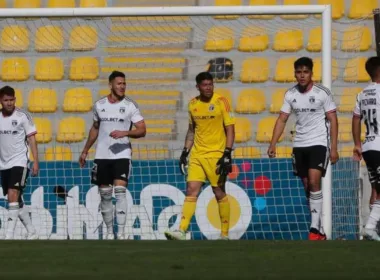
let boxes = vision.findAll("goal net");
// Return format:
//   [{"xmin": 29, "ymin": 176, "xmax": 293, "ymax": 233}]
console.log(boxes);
[{"xmin": 0, "ymin": 5, "xmax": 365, "ymax": 240}]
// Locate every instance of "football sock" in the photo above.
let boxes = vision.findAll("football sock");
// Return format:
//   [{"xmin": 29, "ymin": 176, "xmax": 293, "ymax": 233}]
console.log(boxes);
[
  {"xmin": 309, "ymin": 190, "xmax": 323, "ymax": 231},
  {"xmin": 99, "ymin": 186, "xmax": 113, "ymax": 233},
  {"xmin": 19, "ymin": 205, "xmax": 35, "ymax": 233},
  {"xmin": 115, "ymin": 186, "xmax": 127, "ymax": 235},
  {"xmin": 366, "ymin": 200, "xmax": 380, "ymax": 230},
  {"xmin": 179, "ymin": 196, "xmax": 197, "ymax": 232},
  {"xmin": 6, "ymin": 202, "xmax": 20, "ymax": 239},
  {"xmin": 218, "ymin": 196, "xmax": 230, "ymax": 237}
]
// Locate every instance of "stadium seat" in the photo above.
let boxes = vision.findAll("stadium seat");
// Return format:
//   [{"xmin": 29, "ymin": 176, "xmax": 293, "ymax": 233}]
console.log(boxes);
[
  {"xmin": 57, "ymin": 117, "xmax": 86, "ymax": 143},
  {"xmin": 126, "ymin": 89, "xmax": 181, "ymax": 98},
  {"xmin": 80, "ymin": 0, "xmax": 107, "ymax": 7},
  {"xmin": 204, "ymin": 26, "xmax": 234, "ymax": 52},
  {"xmin": 47, "ymin": 0, "xmax": 75, "ymax": 8},
  {"xmin": 343, "ymin": 57, "xmax": 371, "ymax": 82},
  {"xmin": 313, "ymin": 58, "xmax": 339, "ymax": 82},
  {"xmin": 281, "ymin": 0, "xmax": 310, "ymax": 19},
  {"xmin": 240, "ymin": 57, "xmax": 269, "ymax": 83},
  {"xmin": 348, "ymin": 0, "xmax": 377, "ymax": 19},
  {"xmin": 134, "ymin": 148, "xmax": 170, "ymax": 160},
  {"xmin": 257, "ymin": 116, "xmax": 283, "ymax": 143},
  {"xmin": 33, "ymin": 118, "xmax": 52, "ymax": 144},
  {"xmin": 274, "ymin": 57, "xmax": 296, "ymax": 83},
  {"xmin": 214, "ymin": 88, "xmax": 233, "ymax": 106},
  {"xmin": 270, "ymin": 88, "xmax": 286, "ymax": 114},
  {"xmin": 28, "ymin": 88, "xmax": 57, "ymax": 113},
  {"xmin": 233, "ymin": 146, "xmax": 261, "ymax": 159},
  {"xmin": 339, "ymin": 146, "xmax": 353, "ymax": 158},
  {"xmin": 146, "ymin": 127, "xmax": 173, "ymax": 140},
  {"xmin": 45, "ymin": 146, "xmax": 72, "ymax": 161},
  {"xmin": 238, "ymin": 26, "xmax": 269, "ymax": 52},
  {"xmin": 341, "ymin": 26, "xmax": 372, "ymax": 52},
  {"xmin": 35, "ymin": 57, "xmax": 64, "ymax": 81},
  {"xmin": 14, "ymin": 0, "xmax": 40, "ymax": 8},
  {"xmin": 69, "ymin": 57, "xmax": 99, "ymax": 81},
  {"xmin": 248, "ymin": 0, "xmax": 276, "ymax": 19},
  {"xmin": 69, "ymin": 26, "xmax": 98, "ymax": 51},
  {"xmin": 276, "ymin": 146, "xmax": 292, "ymax": 158},
  {"xmin": 306, "ymin": 27, "xmax": 337, "ymax": 52},
  {"xmin": 273, "ymin": 29, "xmax": 303, "ymax": 52},
  {"xmin": 63, "ymin": 88, "xmax": 93, "ymax": 112},
  {"xmin": 235, "ymin": 89, "xmax": 266, "ymax": 114},
  {"xmin": 1, "ymin": 57, "xmax": 29, "ymax": 81},
  {"xmin": 0, "ymin": 1, "xmax": 6, "ymax": 8},
  {"xmin": 214, "ymin": 0, "xmax": 242, "ymax": 19},
  {"xmin": 235, "ymin": 118, "xmax": 252, "ymax": 143},
  {"xmin": 0, "ymin": 26, "xmax": 29, "ymax": 52},
  {"xmin": 316, "ymin": 0, "xmax": 344, "ymax": 19},
  {"xmin": 338, "ymin": 88, "xmax": 362, "ymax": 113},
  {"xmin": 338, "ymin": 117, "xmax": 352, "ymax": 142},
  {"xmin": 35, "ymin": 26, "xmax": 63, "ymax": 52}
]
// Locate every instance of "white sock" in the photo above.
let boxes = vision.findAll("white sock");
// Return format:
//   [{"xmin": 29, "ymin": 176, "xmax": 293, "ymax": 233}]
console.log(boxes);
[
  {"xmin": 19, "ymin": 205, "xmax": 35, "ymax": 234},
  {"xmin": 309, "ymin": 190, "xmax": 323, "ymax": 231},
  {"xmin": 366, "ymin": 201, "xmax": 380, "ymax": 230},
  {"xmin": 6, "ymin": 202, "xmax": 20, "ymax": 239},
  {"xmin": 99, "ymin": 187, "xmax": 113, "ymax": 234},
  {"xmin": 115, "ymin": 186, "xmax": 127, "ymax": 235}
]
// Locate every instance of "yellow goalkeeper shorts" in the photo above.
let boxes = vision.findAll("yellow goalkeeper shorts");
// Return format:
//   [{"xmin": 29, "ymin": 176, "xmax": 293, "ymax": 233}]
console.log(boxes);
[{"xmin": 187, "ymin": 157, "xmax": 221, "ymax": 187}]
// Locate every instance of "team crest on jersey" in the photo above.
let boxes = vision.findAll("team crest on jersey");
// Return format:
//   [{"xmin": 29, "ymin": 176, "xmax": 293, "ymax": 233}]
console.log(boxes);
[
  {"xmin": 209, "ymin": 104, "xmax": 215, "ymax": 112},
  {"xmin": 11, "ymin": 120, "xmax": 17, "ymax": 127},
  {"xmin": 309, "ymin": 96, "xmax": 315, "ymax": 103},
  {"xmin": 119, "ymin": 107, "xmax": 125, "ymax": 113}
]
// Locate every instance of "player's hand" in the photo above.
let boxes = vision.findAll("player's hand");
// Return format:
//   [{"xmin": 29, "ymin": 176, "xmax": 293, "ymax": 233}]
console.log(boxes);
[
  {"xmin": 330, "ymin": 148, "xmax": 339, "ymax": 165},
  {"xmin": 31, "ymin": 161, "xmax": 39, "ymax": 176},
  {"xmin": 79, "ymin": 152, "xmax": 87, "ymax": 168},
  {"xmin": 216, "ymin": 148, "xmax": 232, "ymax": 176},
  {"xmin": 179, "ymin": 148, "xmax": 190, "ymax": 175},
  {"xmin": 353, "ymin": 145, "xmax": 362, "ymax": 161},
  {"xmin": 110, "ymin": 130, "xmax": 127, "ymax": 139},
  {"xmin": 267, "ymin": 145, "xmax": 276, "ymax": 158}
]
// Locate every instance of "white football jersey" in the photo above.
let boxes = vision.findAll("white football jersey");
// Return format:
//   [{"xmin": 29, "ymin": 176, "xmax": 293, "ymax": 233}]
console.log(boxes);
[
  {"xmin": 281, "ymin": 84, "xmax": 337, "ymax": 148},
  {"xmin": 0, "ymin": 108, "xmax": 37, "ymax": 170},
  {"xmin": 93, "ymin": 96, "xmax": 144, "ymax": 160},
  {"xmin": 353, "ymin": 83, "xmax": 380, "ymax": 152}
]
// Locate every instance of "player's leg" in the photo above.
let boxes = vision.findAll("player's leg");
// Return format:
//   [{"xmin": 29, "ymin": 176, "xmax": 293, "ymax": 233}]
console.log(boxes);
[
  {"xmin": 292, "ymin": 148, "xmax": 309, "ymax": 205},
  {"xmin": 18, "ymin": 189, "xmax": 38, "ymax": 240}
]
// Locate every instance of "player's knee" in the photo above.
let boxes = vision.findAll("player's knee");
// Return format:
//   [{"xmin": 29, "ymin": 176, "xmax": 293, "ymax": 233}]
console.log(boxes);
[
  {"xmin": 186, "ymin": 182, "xmax": 202, "ymax": 197},
  {"xmin": 212, "ymin": 187, "xmax": 226, "ymax": 201},
  {"xmin": 99, "ymin": 186, "xmax": 113, "ymax": 201},
  {"xmin": 7, "ymin": 188, "xmax": 19, "ymax": 203},
  {"xmin": 114, "ymin": 186, "xmax": 126, "ymax": 200},
  {"xmin": 307, "ymin": 179, "xmax": 321, "ymax": 192}
]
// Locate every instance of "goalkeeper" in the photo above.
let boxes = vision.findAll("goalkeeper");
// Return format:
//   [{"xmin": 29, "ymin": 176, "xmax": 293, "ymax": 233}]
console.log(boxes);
[{"xmin": 165, "ymin": 72, "xmax": 235, "ymax": 240}]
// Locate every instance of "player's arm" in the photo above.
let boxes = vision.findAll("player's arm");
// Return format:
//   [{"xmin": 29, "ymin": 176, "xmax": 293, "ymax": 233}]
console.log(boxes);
[
  {"xmin": 323, "ymin": 90, "xmax": 339, "ymax": 164},
  {"xmin": 110, "ymin": 103, "xmax": 146, "ymax": 139},
  {"xmin": 80, "ymin": 105, "xmax": 100, "ymax": 167},
  {"xmin": 22, "ymin": 113, "xmax": 39, "ymax": 176},
  {"xmin": 352, "ymin": 94, "xmax": 362, "ymax": 161},
  {"xmin": 179, "ymin": 105, "xmax": 196, "ymax": 175}
]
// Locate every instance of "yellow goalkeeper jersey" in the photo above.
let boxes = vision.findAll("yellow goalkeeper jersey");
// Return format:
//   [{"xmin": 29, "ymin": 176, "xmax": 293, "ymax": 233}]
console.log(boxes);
[{"xmin": 188, "ymin": 93, "xmax": 235, "ymax": 158}]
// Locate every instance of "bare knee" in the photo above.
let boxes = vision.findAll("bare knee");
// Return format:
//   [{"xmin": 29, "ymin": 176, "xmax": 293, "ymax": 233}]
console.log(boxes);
[
  {"xmin": 212, "ymin": 187, "xmax": 226, "ymax": 201},
  {"xmin": 186, "ymin": 182, "xmax": 202, "ymax": 197},
  {"xmin": 7, "ymin": 189, "xmax": 19, "ymax": 203},
  {"xmin": 308, "ymin": 179, "xmax": 321, "ymax": 192}
]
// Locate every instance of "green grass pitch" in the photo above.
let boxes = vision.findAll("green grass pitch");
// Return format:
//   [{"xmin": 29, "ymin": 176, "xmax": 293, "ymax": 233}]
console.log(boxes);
[{"xmin": 0, "ymin": 240, "xmax": 379, "ymax": 280}]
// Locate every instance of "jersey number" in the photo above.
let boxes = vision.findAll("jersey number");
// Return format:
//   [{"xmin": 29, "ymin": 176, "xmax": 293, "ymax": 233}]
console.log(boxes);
[{"xmin": 362, "ymin": 109, "xmax": 378, "ymax": 136}]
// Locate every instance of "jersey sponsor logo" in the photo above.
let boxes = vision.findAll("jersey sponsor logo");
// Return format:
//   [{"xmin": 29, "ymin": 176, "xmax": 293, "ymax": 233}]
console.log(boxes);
[
  {"xmin": 0, "ymin": 130, "xmax": 15, "ymax": 135},
  {"xmin": 364, "ymin": 89, "xmax": 376, "ymax": 96},
  {"xmin": 209, "ymin": 104, "xmax": 215, "ymax": 112},
  {"xmin": 361, "ymin": 98, "xmax": 376, "ymax": 106},
  {"xmin": 12, "ymin": 120, "xmax": 17, "ymax": 126},
  {"xmin": 193, "ymin": 116, "xmax": 215, "ymax": 120},
  {"xmin": 294, "ymin": 108, "xmax": 311, "ymax": 113},
  {"xmin": 100, "ymin": 117, "xmax": 122, "ymax": 122},
  {"xmin": 309, "ymin": 96, "xmax": 315, "ymax": 103}
]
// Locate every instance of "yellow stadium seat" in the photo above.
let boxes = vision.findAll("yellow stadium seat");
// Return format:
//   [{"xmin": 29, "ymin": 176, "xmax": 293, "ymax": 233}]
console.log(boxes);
[
  {"xmin": 235, "ymin": 89, "xmax": 266, "ymax": 114},
  {"xmin": 134, "ymin": 148, "xmax": 170, "ymax": 160},
  {"xmin": 80, "ymin": 0, "xmax": 106, "ymax": 7},
  {"xmin": 257, "ymin": 116, "xmax": 283, "ymax": 143},
  {"xmin": 344, "ymin": 57, "xmax": 371, "ymax": 82},
  {"xmin": 273, "ymin": 29, "xmax": 303, "ymax": 52},
  {"xmin": 307, "ymin": 27, "xmax": 337, "ymax": 52},
  {"xmin": 35, "ymin": 57, "xmax": 64, "ymax": 81},
  {"xmin": 57, "ymin": 117, "xmax": 86, "ymax": 143},
  {"xmin": 348, "ymin": 0, "xmax": 377, "ymax": 19},
  {"xmin": 341, "ymin": 26, "xmax": 372, "ymax": 52},
  {"xmin": 69, "ymin": 26, "xmax": 98, "ymax": 51},
  {"xmin": 238, "ymin": 26, "xmax": 269, "ymax": 52},
  {"xmin": 63, "ymin": 88, "xmax": 93, "ymax": 112},
  {"xmin": 281, "ymin": 0, "xmax": 310, "ymax": 19},
  {"xmin": 69, "ymin": 57, "xmax": 99, "ymax": 81},
  {"xmin": 0, "ymin": 0, "xmax": 6, "ymax": 8},
  {"xmin": 214, "ymin": 88, "xmax": 233, "ymax": 106},
  {"xmin": 233, "ymin": 146, "xmax": 261, "ymax": 159},
  {"xmin": 28, "ymin": 88, "xmax": 57, "ymax": 113},
  {"xmin": 240, "ymin": 57, "xmax": 269, "ymax": 83},
  {"xmin": 45, "ymin": 146, "xmax": 72, "ymax": 161},
  {"xmin": 1, "ymin": 57, "xmax": 29, "ymax": 81},
  {"xmin": 0, "ymin": 26, "xmax": 29, "ymax": 52},
  {"xmin": 235, "ymin": 118, "xmax": 252, "ymax": 143},
  {"xmin": 204, "ymin": 26, "xmax": 234, "ymax": 52},
  {"xmin": 248, "ymin": 0, "xmax": 276, "ymax": 19},
  {"xmin": 270, "ymin": 88, "xmax": 287, "ymax": 114},
  {"xmin": 276, "ymin": 146, "xmax": 292, "ymax": 158},
  {"xmin": 34, "ymin": 118, "xmax": 52, "ymax": 144},
  {"xmin": 14, "ymin": 0, "xmax": 40, "ymax": 8},
  {"xmin": 47, "ymin": 0, "xmax": 75, "ymax": 8},
  {"xmin": 214, "ymin": 0, "xmax": 242, "ymax": 19},
  {"xmin": 339, "ymin": 146, "xmax": 353, "ymax": 158},
  {"xmin": 316, "ymin": 0, "xmax": 344, "ymax": 19},
  {"xmin": 338, "ymin": 88, "xmax": 362, "ymax": 113},
  {"xmin": 313, "ymin": 58, "xmax": 339, "ymax": 82},
  {"xmin": 35, "ymin": 26, "xmax": 63, "ymax": 52},
  {"xmin": 274, "ymin": 57, "xmax": 296, "ymax": 83},
  {"xmin": 338, "ymin": 117, "xmax": 352, "ymax": 142}
]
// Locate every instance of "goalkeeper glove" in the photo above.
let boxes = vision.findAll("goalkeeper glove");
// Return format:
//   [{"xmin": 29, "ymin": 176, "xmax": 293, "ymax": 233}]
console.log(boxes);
[
  {"xmin": 179, "ymin": 148, "xmax": 190, "ymax": 175},
  {"xmin": 217, "ymin": 148, "xmax": 232, "ymax": 176}
]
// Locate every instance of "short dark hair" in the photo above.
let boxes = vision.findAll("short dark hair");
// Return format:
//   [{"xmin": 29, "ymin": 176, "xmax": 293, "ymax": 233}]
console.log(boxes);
[
  {"xmin": 0, "ymin": 86, "xmax": 15, "ymax": 98},
  {"xmin": 294, "ymin": 57, "xmax": 313, "ymax": 71},
  {"xmin": 365, "ymin": 56, "xmax": 380, "ymax": 79},
  {"xmin": 109, "ymin": 71, "xmax": 125, "ymax": 83},
  {"xmin": 196, "ymin": 72, "xmax": 213, "ymax": 84}
]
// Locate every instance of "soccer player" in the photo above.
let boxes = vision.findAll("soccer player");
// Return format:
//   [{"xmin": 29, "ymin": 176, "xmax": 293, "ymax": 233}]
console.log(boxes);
[
  {"xmin": 352, "ymin": 56, "xmax": 380, "ymax": 241},
  {"xmin": 267, "ymin": 57, "xmax": 339, "ymax": 240},
  {"xmin": 0, "ymin": 86, "xmax": 39, "ymax": 240},
  {"xmin": 164, "ymin": 72, "xmax": 235, "ymax": 240},
  {"xmin": 79, "ymin": 71, "xmax": 146, "ymax": 240}
]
